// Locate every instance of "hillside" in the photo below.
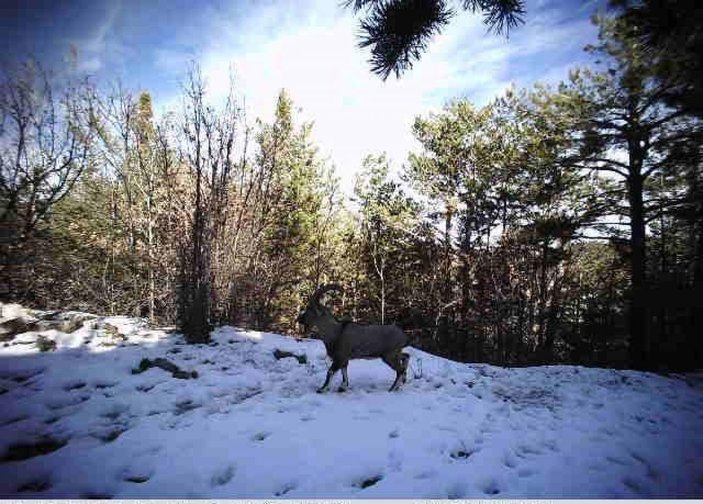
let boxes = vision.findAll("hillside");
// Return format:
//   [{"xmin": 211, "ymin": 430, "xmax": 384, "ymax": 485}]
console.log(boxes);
[{"xmin": 1, "ymin": 303, "xmax": 702, "ymax": 498}]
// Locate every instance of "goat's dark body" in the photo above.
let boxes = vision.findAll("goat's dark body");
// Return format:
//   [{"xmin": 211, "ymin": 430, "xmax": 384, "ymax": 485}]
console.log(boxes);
[
  {"xmin": 297, "ymin": 285, "xmax": 409, "ymax": 392},
  {"xmin": 316, "ymin": 322, "xmax": 409, "ymax": 392},
  {"xmin": 333, "ymin": 322, "xmax": 408, "ymax": 360}
]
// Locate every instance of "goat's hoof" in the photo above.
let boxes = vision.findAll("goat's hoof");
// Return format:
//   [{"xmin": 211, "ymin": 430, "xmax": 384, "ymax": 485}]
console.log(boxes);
[
  {"xmin": 316, "ymin": 388, "xmax": 326, "ymax": 394},
  {"xmin": 337, "ymin": 386, "xmax": 347, "ymax": 393}
]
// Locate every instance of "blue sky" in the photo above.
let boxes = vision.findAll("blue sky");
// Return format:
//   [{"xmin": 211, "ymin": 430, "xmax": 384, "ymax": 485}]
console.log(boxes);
[{"xmin": 2, "ymin": 0, "xmax": 606, "ymax": 193}]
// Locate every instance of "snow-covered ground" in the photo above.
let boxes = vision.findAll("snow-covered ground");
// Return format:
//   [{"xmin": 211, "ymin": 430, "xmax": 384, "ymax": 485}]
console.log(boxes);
[{"xmin": 1, "ymin": 303, "xmax": 702, "ymax": 499}]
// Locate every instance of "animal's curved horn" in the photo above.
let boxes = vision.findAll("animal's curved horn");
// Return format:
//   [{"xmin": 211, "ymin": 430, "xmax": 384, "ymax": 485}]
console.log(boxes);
[{"xmin": 310, "ymin": 283, "xmax": 344, "ymax": 306}]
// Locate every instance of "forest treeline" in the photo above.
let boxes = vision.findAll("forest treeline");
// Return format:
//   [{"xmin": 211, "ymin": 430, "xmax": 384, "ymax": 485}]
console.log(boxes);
[{"xmin": 1, "ymin": 12, "xmax": 701, "ymax": 371}]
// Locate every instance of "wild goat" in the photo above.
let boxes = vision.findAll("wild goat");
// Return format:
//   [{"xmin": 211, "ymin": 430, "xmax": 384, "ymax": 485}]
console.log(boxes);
[{"xmin": 297, "ymin": 284, "xmax": 409, "ymax": 392}]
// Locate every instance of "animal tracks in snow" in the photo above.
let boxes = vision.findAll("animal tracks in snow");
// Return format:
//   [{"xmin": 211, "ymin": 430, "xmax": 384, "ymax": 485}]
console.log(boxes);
[
  {"xmin": 251, "ymin": 431, "xmax": 270, "ymax": 441},
  {"xmin": 274, "ymin": 482, "xmax": 297, "ymax": 496},
  {"xmin": 1, "ymin": 311, "xmax": 702, "ymax": 498},
  {"xmin": 210, "ymin": 465, "xmax": 236, "ymax": 487}
]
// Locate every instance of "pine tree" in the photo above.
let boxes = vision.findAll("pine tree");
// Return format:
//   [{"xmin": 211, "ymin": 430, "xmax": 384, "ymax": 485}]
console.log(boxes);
[
  {"xmin": 354, "ymin": 154, "xmax": 422, "ymax": 325},
  {"xmin": 557, "ymin": 16, "xmax": 703, "ymax": 369},
  {"xmin": 229, "ymin": 90, "xmax": 342, "ymax": 332}
]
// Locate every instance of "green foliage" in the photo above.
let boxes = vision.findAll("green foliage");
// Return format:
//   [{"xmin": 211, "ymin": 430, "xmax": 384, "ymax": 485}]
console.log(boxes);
[
  {"xmin": 354, "ymin": 154, "xmax": 422, "ymax": 323},
  {"xmin": 612, "ymin": 0, "xmax": 703, "ymax": 117},
  {"xmin": 231, "ymin": 90, "xmax": 344, "ymax": 331},
  {"xmin": 560, "ymin": 242, "xmax": 629, "ymax": 365}
]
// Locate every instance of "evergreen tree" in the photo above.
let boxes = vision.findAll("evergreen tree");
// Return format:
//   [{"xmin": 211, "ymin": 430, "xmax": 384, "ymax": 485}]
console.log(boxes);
[
  {"xmin": 229, "ymin": 90, "xmax": 342, "ymax": 332},
  {"xmin": 557, "ymin": 16, "xmax": 703, "ymax": 369},
  {"xmin": 354, "ymin": 154, "xmax": 420, "ymax": 324},
  {"xmin": 612, "ymin": 0, "xmax": 703, "ymax": 117}
]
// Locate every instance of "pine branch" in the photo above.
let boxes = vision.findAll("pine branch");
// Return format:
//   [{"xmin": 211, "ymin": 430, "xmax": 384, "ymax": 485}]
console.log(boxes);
[
  {"xmin": 349, "ymin": 0, "xmax": 525, "ymax": 79},
  {"xmin": 358, "ymin": 0, "xmax": 454, "ymax": 80},
  {"xmin": 463, "ymin": 0, "xmax": 526, "ymax": 34}
]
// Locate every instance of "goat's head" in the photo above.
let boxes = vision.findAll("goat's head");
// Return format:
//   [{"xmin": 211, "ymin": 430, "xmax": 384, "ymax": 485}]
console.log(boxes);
[{"xmin": 297, "ymin": 283, "xmax": 343, "ymax": 330}]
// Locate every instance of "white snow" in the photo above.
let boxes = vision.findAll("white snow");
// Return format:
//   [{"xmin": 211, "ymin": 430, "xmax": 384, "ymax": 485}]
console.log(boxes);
[{"xmin": 1, "ymin": 303, "xmax": 702, "ymax": 498}]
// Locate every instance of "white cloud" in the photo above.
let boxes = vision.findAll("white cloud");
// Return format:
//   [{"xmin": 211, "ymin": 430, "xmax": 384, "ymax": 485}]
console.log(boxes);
[
  {"xmin": 69, "ymin": 0, "xmax": 122, "ymax": 73},
  {"xmin": 154, "ymin": 48, "xmax": 197, "ymax": 75},
  {"xmin": 161, "ymin": 0, "xmax": 598, "ymax": 196}
]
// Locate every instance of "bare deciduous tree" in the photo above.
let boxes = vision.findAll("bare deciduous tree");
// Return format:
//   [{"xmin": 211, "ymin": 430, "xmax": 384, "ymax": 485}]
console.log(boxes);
[
  {"xmin": 0, "ymin": 60, "xmax": 94, "ymax": 258},
  {"xmin": 177, "ymin": 66, "xmax": 244, "ymax": 343}
]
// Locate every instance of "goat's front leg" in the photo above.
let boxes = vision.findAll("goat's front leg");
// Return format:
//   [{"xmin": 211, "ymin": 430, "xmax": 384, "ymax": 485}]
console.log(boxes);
[{"xmin": 317, "ymin": 363, "xmax": 339, "ymax": 393}]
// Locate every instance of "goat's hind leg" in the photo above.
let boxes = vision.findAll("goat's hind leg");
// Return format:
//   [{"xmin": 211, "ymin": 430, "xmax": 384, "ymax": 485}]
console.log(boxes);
[
  {"xmin": 400, "ymin": 352, "xmax": 410, "ymax": 384},
  {"xmin": 338, "ymin": 364, "xmax": 349, "ymax": 393},
  {"xmin": 318, "ymin": 363, "xmax": 340, "ymax": 393}
]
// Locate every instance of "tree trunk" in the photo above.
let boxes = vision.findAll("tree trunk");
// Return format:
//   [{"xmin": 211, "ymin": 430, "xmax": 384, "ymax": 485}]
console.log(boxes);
[
  {"xmin": 380, "ymin": 269, "xmax": 385, "ymax": 325},
  {"xmin": 147, "ymin": 190, "xmax": 156, "ymax": 323},
  {"xmin": 686, "ymin": 164, "xmax": 703, "ymax": 369},
  {"xmin": 628, "ymin": 171, "xmax": 648, "ymax": 370}
]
